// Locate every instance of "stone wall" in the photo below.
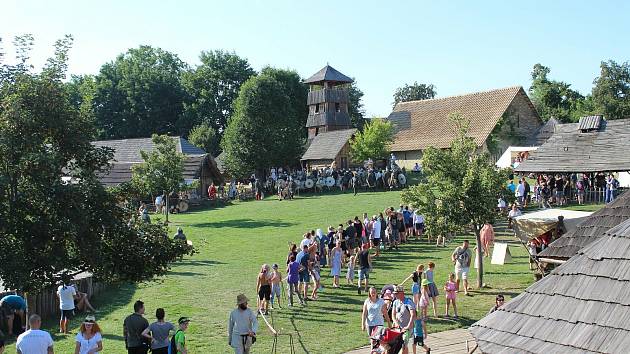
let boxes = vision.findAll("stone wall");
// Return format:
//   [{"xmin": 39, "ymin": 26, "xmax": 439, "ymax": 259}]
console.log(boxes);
[{"xmin": 490, "ymin": 91, "xmax": 542, "ymax": 154}]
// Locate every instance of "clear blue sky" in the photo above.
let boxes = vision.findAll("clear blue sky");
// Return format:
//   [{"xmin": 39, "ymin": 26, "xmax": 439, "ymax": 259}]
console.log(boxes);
[{"xmin": 2, "ymin": 0, "xmax": 629, "ymax": 116}]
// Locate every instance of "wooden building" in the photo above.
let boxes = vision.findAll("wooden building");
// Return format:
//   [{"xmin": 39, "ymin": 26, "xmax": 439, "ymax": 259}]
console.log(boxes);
[
  {"xmin": 93, "ymin": 137, "xmax": 223, "ymax": 196},
  {"xmin": 470, "ymin": 217, "xmax": 630, "ymax": 353},
  {"xmin": 515, "ymin": 116, "xmax": 630, "ymax": 173},
  {"xmin": 301, "ymin": 65, "xmax": 357, "ymax": 170},
  {"xmin": 538, "ymin": 190, "xmax": 630, "ymax": 263},
  {"xmin": 388, "ymin": 86, "xmax": 543, "ymax": 169}
]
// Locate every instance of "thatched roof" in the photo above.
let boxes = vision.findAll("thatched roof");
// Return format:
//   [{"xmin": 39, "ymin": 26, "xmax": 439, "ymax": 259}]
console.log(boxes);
[
  {"xmin": 301, "ymin": 128, "xmax": 356, "ymax": 161},
  {"xmin": 539, "ymin": 191, "xmax": 630, "ymax": 260},
  {"xmin": 388, "ymin": 86, "xmax": 537, "ymax": 152},
  {"xmin": 515, "ymin": 118, "xmax": 630, "ymax": 173},
  {"xmin": 304, "ymin": 65, "xmax": 353, "ymax": 85},
  {"xmin": 470, "ymin": 217, "xmax": 630, "ymax": 353}
]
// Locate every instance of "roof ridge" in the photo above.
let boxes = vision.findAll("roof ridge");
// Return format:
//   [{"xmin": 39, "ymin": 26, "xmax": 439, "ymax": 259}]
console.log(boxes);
[{"xmin": 395, "ymin": 85, "xmax": 523, "ymax": 107}]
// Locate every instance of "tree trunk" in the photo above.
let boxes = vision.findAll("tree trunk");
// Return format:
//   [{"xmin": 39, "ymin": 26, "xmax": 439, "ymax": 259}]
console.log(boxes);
[
  {"xmin": 165, "ymin": 190, "xmax": 169, "ymax": 223},
  {"xmin": 475, "ymin": 225, "xmax": 483, "ymax": 288}
]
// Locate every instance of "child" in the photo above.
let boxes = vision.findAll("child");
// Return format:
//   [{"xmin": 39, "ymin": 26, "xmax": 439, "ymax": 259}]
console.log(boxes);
[
  {"xmin": 270, "ymin": 264, "xmax": 282, "ymax": 309},
  {"xmin": 425, "ymin": 262, "xmax": 439, "ymax": 317},
  {"xmin": 346, "ymin": 255, "xmax": 356, "ymax": 284},
  {"xmin": 527, "ymin": 239, "xmax": 538, "ymax": 270},
  {"xmin": 444, "ymin": 273, "xmax": 458, "ymax": 318},
  {"xmin": 413, "ymin": 317, "xmax": 431, "ymax": 354},
  {"xmin": 418, "ymin": 279, "xmax": 430, "ymax": 322},
  {"xmin": 402, "ymin": 264, "xmax": 424, "ymax": 307}
]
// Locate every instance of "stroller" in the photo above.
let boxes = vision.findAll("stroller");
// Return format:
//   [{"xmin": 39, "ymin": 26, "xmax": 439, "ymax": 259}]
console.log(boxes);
[{"xmin": 370, "ymin": 326, "xmax": 404, "ymax": 354}]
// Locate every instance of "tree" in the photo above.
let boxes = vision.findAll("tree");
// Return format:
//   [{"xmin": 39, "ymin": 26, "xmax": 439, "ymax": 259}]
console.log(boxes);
[
  {"xmin": 350, "ymin": 118, "xmax": 394, "ymax": 162},
  {"xmin": 188, "ymin": 122, "xmax": 219, "ymax": 155},
  {"xmin": 528, "ymin": 63, "xmax": 587, "ymax": 122},
  {"xmin": 592, "ymin": 60, "xmax": 630, "ymax": 120},
  {"xmin": 181, "ymin": 50, "xmax": 256, "ymax": 138},
  {"xmin": 401, "ymin": 113, "xmax": 507, "ymax": 288},
  {"xmin": 393, "ymin": 82, "xmax": 436, "ymax": 107},
  {"xmin": 131, "ymin": 134, "xmax": 186, "ymax": 197},
  {"xmin": 0, "ymin": 36, "xmax": 190, "ymax": 292},
  {"xmin": 221, "ymin": 67, "xmax": 307, "ymax": 178},
  {"xmin": 348, "ymin": 81, "xmax": 366, "ymax": 129},
  {"xmin": 93, "ymin": 46, "xmax": 188, "ymax": 139}
]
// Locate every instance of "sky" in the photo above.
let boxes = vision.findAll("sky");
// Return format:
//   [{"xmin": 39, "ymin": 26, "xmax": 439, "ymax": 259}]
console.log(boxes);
[{"xmin": 2, "ymin": 0, "xmax": 629, "ymax": 117}]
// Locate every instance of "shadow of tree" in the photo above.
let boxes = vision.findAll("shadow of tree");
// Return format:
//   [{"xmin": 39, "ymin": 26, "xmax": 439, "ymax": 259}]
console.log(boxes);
[{"xmin": 191, "ymin": 218, "xmax": 297, "ymax": 229}]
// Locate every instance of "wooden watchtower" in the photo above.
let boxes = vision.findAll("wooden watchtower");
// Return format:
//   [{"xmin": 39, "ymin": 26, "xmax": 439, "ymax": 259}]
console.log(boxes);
[{"xmin": 304, "ymin": 65, "xmax": 353, "ymax": 142}]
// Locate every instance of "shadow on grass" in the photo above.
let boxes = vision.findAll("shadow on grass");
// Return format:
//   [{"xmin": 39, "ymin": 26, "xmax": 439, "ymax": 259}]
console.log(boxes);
[
  {"xmin": 191, "ymin": 218, "xmax": 297, "ymax": 229},
  {"xmin": 168, "ymin": 271, "xmax": 206, "ymax": 277},
  {"xmin": 175, "ymin": 259, "xmax": 225, "ymax": 267}
]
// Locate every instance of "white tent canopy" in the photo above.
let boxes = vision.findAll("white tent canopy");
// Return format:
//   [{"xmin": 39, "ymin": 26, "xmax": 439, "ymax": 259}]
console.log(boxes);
[
  {"xmin": 495, "ymin": 146, "xmax": 538, "ymax": 169},
  {"xmin": 619, "ymin": 172, "xmax": 630, "ymax": 188},
  {"xmin": 512, "ymin": 208, "xmax": 593, "ymax": 242}
]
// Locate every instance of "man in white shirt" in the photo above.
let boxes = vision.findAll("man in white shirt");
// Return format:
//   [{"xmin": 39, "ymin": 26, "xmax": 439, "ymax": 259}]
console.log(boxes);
[
  {"xmin": 16, "ymin": 314, "xmax": 54, "ymax": 354},
  {"xmin": 370, "ymin": 215, "xmax": 381, "ymax": 257},
  {"xmin": 299, "ymin": 233, "xmax": 313, "ymax": 250},
  {"xmin": 516, "ymin": 180, "xmax": 526, "ymax": 206},
  {"xmin": 56, "ymin": 283, "xmax": 77, "ymax": 334}
]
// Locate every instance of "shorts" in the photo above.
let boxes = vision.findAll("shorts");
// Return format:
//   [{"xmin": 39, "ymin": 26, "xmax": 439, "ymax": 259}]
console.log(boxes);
[
  {"xmin": 402, "ymin": 330, "xmax": 411, "ymax": 345},
  {"xmin": 258, "ymin": 284, "xmax": 271, "ymax": 301},
  {"xmin": 414, "ymin": 335, "xmax": 425, "ymax": 346},
  {"xmin": 270, "ymin": 284, "xmax": 281, "ymax": 300},
  {"xmin": 411, "ymin": 282, "xmax": 420, "ymax": 294},
  {"xmin": 60, "ymin": 309, "xmax": 74, "ymax": 320},
  {"xmin": 415, "ymin": 223, "xmax": 424, "ymax": 231},
  {"xmin": 359, "ymin": 268, "xmax": 370, "ymax": 280},
  {"xmin": 455, "ymin": 266, "xmax": 470, "ymax": 280},
  {"xmin": 372, "ymin": 238, "xmax": 381, "ymax": 247},
  {"xmin": 555, "ymin": 190, "xmax": 564, "ymax": 198},
  {"xmin": 391, "ymin": 231, "xmax": 399, "ymax": 242},
  {"xmin": 405, "ymin": 222, "xmax": 413, "ymax": 229},
  {"xmin": 299, "ymin": 270, "xmax": 310, "ymax": 283}
]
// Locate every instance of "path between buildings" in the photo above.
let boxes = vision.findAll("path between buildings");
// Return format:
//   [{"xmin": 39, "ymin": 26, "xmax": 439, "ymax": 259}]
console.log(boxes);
[{"xmin": 345, "ymin": 328, "xmax": 476, "ymax": 354}]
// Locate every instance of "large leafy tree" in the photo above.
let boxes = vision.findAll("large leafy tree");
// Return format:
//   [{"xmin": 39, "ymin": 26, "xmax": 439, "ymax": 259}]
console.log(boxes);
[
  {"xmin": 592, "ymin": 60, "xmax": 630, "ymax": 120},
  {"xmin": 181, "ymin": 50, "xmax": 256, "ymax": 139},
  {"xmin": 350, "ymin": 118, "xmax": 394, "ymax": 162},
  {"xmin": 131, "ymin": 134, "xmax": 186, "ymax": 197},
  {"xmin": 393, "ymin": 82, "xmax": 436, "ymax": 107},
  {"xmin": 0, "ymin": 36, "xmax": 190, "ymax": 292},
  {"xmin": 93, "ymin": 46, "xmax": 188, "ymax": 139},
  {"xmin": 221, "ymin": 67, "xmax": 307, "ymax": 177},
  {"xmin": 188, "ymin": 121, "xmax": 219, "ymax": 155},
  {"xmin": 528, "ymin": 63, "xmax": 587, "ymax": 122},
  {"xmin": 348, "ymin": 80, "xmax": 366, "ymax": 129},
  {"xmin": 402, "ymin": 113, "xmax": 507, "ymax": 288}
]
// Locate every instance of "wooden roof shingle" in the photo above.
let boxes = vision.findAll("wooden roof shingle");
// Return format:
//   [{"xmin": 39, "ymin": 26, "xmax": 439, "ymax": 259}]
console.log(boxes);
[
  {"xmin": 301, "ymin": 129, "xmax": 356, "ymax": 161},
  {"xmin": 540, "ymin": 191, "xmax": 630, "ymax": 259},
  {"xmin": 304, "ymin": 65, "xmax": 353, "ymax": 84},
  {"xmin": 388, "ymin": 86, "xmax": 534, "ymax": 152},
  {"xmin": 470, "ymin": 218, "xmax": 630, "ymax": 354},
  {"xmin": 93, "ymin": 137, "xmax": 206, "ymax": 163},
  {"xmin": 515, "ymin": 118, "xmax": 630, "ymax": 173}
]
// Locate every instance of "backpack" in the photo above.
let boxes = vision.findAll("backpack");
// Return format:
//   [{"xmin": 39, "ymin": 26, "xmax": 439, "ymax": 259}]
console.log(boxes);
[
  {"xmin": 456, "ymin": 248, "xmax": 471, "ymax": 266},
  {"xmin": 170, "ymin": 330, "xmax": 182, "ymax": 354}
]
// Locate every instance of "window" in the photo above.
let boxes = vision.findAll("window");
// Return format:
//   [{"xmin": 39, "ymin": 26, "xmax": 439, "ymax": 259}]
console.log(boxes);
[
  {"xmin": 335, "ymin": 102, "xmax": 340, "ymax": 112},
  {"xmin": 315, "ymin": 104, "xmax": 320, "ymax": 113}
]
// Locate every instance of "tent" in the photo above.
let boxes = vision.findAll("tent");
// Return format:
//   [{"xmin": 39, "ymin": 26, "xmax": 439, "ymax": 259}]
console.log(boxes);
[
  {"xmin": 512, "ymin": 209, "xmax": 593, "ymax": 242},
  {"xmin": 495, "ymin": 146, "xmax": 538, "ymax": 169},
  {"xmin": 619, "ymin": 171, "xmax": 630, "ymax": 188}
]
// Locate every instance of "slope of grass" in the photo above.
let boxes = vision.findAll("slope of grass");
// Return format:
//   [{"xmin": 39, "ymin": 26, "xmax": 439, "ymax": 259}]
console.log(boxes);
[{"xmin": 5, "ymin": 190, "xmax": 536, "ymax": 353}]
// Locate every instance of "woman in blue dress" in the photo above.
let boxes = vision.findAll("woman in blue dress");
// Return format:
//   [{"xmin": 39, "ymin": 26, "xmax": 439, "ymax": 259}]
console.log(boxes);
[{"xmin": 330, "ymin": 240, "xmax": 343, "ymax": 288}]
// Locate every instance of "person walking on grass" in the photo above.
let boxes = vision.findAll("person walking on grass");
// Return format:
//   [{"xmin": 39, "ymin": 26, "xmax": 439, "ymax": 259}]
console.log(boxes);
[
  {"xmin": 173, "ymin": 317, "xmax": 190, "ymax": 354},
  {"xmin": 480, "ymin": 223, "xmax": 495, "ymax": 258},
  {"xmin": 443, "ymin": 273, "xmax": 458, "ymax": 318},
  {"xmin": 123, "ymin": 300, "xmax": 149, "ymax": 354},
  {"xmin": 269, "ymin": 264, "xmax": 283, "ymax": 310},
  {"xmin": 424, "ymin": 262, "xmax": 439, "ymax": 317},
  {"xmin": 256, "ymin": 264, "xmax": 271, "ymax": 315},
  {"xmin": 16, "ymin": 314, "xmax": 54, "ymax": 354},
  {"xmin": 74, "ymin": 315, "xmax": 103, "ymax": 354},
  {"xmin": 370, "ymin": 215, "xmax": 382, "ymax": 257},
  {"xmin": 311, "ymin": 252, "xmax": 322, "ymax": 300},
  {"xmin": 296, "ymin": 244, "xmax": 311, "ymax": 303},
  {"xmin": 402, "ymin": 264, "xmax": 424, "ymax": 307},
  {"xmin": 391, "ymin": 286, "xmax": 416, "ymax": 354},
  {"xmin": 361, "ymin": 287, "xmax": 390, "ymax": 341},
  {"xmin": 228, "ymin": 295, "xmax": 258, "ymax": 354},
  {"xmin": 451, "ymin": 240, "xmax": 472, "ymax": 296},
  {"xmin": 57, "ymin": 282, "xmax": 77, "ymax": 334},
  {"xmin": 413, "ymin": 210, "xmax": 425, "ymax": 241},
  {"xmin": 142, "ymin": 308, "xmax": 174, "ymax": 354},
  {"xmin": 357, "ymin": 244, "xmax": 372, "ymax": 295},
  {"xmin": 331, "ymin": 240, "xmax": 343, "ymax": 288},
  {"xmin": 417, "ymin": 280, "xmax": 430, "ymax": 325},
  {"xmin": 413, "ymin": 315, "xmax": 431, "ymax": 354},
  {"xmin": 286, "ymin": 255, "xmax": 303, "ymax": 306}
]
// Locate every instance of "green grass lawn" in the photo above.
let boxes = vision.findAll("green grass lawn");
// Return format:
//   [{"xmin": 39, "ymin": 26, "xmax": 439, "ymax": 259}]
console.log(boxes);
[{"xmin": 6, "ymin": 190, "xmax": 537, "ymax": 353}]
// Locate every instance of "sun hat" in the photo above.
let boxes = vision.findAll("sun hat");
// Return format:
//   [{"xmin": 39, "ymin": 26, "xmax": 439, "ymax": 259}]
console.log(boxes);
[
  {"xmin": 382, "ymin": 289, "xmax": 393, "ymax": 300},
  {"xmin": 178, "ymin": 317, "xmax": 191, "ymax": 324},
  {"xmin": 393, "ymin": 285, "xmax": 405, "ymax": 294},
  {"xmin": 421, "ymin": 279, "xmax": 430, "ymax": 286},
  {"xmin": 237, "ymin": 293, "xmax": 249, "ymax": 305},
  {"xmin": 83, "ymin": 315, "xmax": 96, "ymax": 324}
]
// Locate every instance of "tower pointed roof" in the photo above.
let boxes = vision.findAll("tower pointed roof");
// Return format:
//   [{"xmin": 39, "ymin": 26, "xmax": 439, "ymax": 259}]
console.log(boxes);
[{"xmin": 304, "ymin": 65, "xmax": 353, "ymax": 84}]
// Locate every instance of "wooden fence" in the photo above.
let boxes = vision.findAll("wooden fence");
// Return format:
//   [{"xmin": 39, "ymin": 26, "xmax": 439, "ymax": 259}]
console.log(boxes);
[{"xmin": 0, "ymin": 274, "xmax": 106, "ymax": 329}]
